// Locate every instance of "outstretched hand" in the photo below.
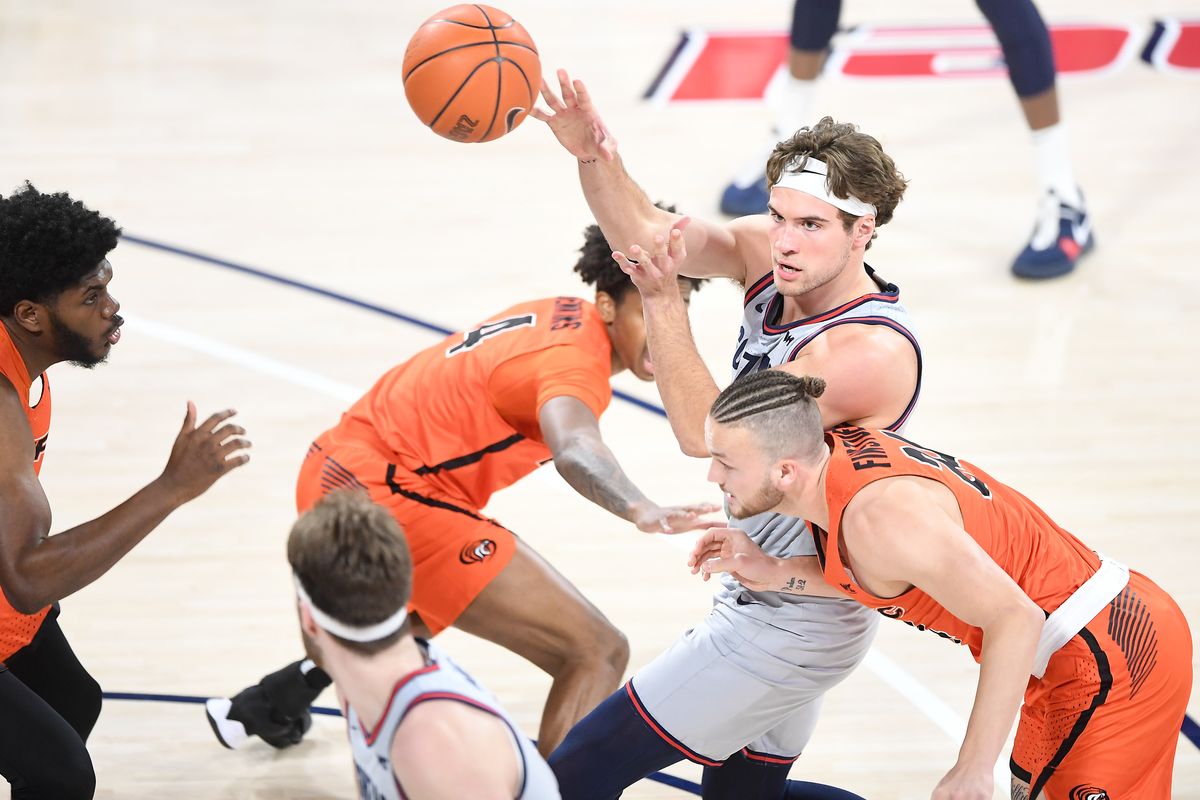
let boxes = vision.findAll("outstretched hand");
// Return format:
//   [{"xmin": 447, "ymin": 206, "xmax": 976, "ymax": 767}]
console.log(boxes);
[
  {"xmin": 158, "ymin": 402, "xmax": 251, "ymax": 504},
  {"xmin": 529, "ymin": 68, "xmax": 618, "ymax": 163},
  {"xmin": 634, "ymin": 502, "xmax": 723, "ymax": 534},
  {"xmin": 687, "ymin": 526, "xmax": 780, "ymax": 591},
  {"xmin": 612, "ymin": 217, "xmax": 691, "ymax": 298}
]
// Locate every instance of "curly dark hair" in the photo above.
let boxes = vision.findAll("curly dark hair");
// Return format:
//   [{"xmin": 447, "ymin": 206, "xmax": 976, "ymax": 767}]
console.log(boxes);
[
  {"xmin": 766, "ymin": 118, "xmax": 907, "ymax": 250},
  {"xmin": 0, "ymin": 182, "xmax": 122, "ymax": 315},
  {"xmin": 574, "ymin": 203, "xmax": 706, "ymax": 302}
]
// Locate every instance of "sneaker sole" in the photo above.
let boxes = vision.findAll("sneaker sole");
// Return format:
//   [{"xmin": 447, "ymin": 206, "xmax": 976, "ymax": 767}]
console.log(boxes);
[{"xmin": 205, "ymin": 697, "xmax": 249, "ymax": 750}]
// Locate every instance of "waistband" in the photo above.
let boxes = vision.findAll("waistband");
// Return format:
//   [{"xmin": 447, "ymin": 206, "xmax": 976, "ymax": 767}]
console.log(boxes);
[{"xmin": 1032, "ymin": 554, "xmax": 1129, "ymax": 679}]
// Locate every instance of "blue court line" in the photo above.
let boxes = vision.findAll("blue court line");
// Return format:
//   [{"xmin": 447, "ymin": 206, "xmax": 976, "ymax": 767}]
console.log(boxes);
[
  {"xmin": 121, "ymin": 234, "xmax": 667, "ymax": 418},
  {"xmin": 101, "ymin": 691, "xmax": 701, "ymax": 794},
  {"xmin": 117, "ymin": 234, "xmax": 1200, "ymax": 754}
]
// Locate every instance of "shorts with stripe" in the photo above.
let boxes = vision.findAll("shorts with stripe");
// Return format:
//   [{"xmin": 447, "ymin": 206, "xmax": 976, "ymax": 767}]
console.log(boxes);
[
  {"xmin": 629, "ymin": 597, "xmax": 879, "ymax": 763},
  {"xmin": 1011, "ymin": 571, "xmax": 1192, "ymax": 798},
  {"xmin": 296, "ymin": 427, "xmax": 515, "ymax": 635}
]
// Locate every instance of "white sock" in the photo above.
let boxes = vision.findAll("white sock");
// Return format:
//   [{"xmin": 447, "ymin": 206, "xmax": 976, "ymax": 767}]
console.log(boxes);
[
  {"xmin": 1031, "ymin": 123, "xmax": 1083, "ymax": 209},
  {"xmin": 730, "ymin": 76, "xmax": 818, "ymax": 189},
  {"xmin": 771, "ymin": 75, "xmax": 818, "ymax": 141}
]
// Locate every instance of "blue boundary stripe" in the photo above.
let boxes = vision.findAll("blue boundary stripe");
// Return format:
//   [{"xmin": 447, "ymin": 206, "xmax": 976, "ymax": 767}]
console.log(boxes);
[
  {"xmin": 121, "ymin": 234, "xmax": 667, "ymax": 418},
  {"xmin": 102, "ymin": 692, "xmax": 700, "ymax": 793},
  {"xmin": 117, "ymin": 234, "xmax": 1200, "ymax": 754}
]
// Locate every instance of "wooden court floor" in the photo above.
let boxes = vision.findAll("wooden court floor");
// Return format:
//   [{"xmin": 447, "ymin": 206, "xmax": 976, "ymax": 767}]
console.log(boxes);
[{"xmin": 1, "ymin": 1, "xmax": 1198, "ymax": 797}]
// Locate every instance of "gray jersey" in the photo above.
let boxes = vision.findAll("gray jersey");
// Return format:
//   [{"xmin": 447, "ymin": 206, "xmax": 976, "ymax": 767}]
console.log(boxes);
[
  {"xmin": 629, "ymin": 266, "xmax": 924, "ymax": 762},
  {"xmin": 719, "ymin": 265, "xmax": 921, "ymax": 620},
  {"xmin": 346, "ymin": 640, "xmax": 560, "ymax": 800}
]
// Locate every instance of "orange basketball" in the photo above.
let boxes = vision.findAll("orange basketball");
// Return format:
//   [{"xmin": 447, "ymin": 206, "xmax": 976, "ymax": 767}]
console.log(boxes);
[{"xmin": 402, "ymin": 5, "xmax": 541, "ymax": 143}]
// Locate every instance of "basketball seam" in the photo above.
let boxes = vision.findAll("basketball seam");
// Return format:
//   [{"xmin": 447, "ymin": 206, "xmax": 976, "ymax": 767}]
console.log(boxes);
[
  {"xmin": 402, "ymin": 40, "xmax": 536, "ymax": 83},
  {"xmin": 503, "ymin": 58, "xmax": 535, "ymax": 131},
  {"xmin": 427, "ymin": 19, "xmax": 514, "ymax": 31},
  {"xmin": 428, "ymin": 59, "xmax": 498, "ymax": 130},
  {"xmin": 478, "ymin": 4, "xmax": 502, "ymax": 142}
]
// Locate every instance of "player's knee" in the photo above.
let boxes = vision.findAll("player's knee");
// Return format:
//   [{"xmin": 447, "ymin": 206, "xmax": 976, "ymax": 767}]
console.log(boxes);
[
  {"xmin": 21, "ymin": 746, "xmax": 95, "ymax": 800},
  {"xmin": 62, "ymin": 670, "xmax": 103, "ymax": 742},
  {"xmin": 555, "ymin": 616, "xmax": 628, "ymax": 677},
  {"xmin": 585, "ymin": 619, "xmax": 629, "ymax": 675}
]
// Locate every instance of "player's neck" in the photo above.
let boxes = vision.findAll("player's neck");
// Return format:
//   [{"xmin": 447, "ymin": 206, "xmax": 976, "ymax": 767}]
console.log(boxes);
[
  {"xmin": 0, "ymin": 316, "xmax": 54, "ymax": 380},
  {"xmin": 777, "ymin": 258, "xmax": 874, "ymax": 325},
  {"xmin": 329, "ymin": 635, "xmax": 428, "ymax": 729}
]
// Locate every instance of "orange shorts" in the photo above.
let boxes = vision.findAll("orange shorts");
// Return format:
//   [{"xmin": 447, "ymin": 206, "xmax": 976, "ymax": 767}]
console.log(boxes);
[
  {"xmin": 1011, "ymin": 571, "xmax": 1192, "ymax": 798},
  {"xmin": 295, "ymin": 427, "xmax": 515, "ymax": 636}
]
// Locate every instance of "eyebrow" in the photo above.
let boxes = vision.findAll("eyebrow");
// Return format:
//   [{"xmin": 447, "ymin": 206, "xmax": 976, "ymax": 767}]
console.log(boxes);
[{"xmin": 766, "ymin": 205, "xmax": 831, "ymax": 224}]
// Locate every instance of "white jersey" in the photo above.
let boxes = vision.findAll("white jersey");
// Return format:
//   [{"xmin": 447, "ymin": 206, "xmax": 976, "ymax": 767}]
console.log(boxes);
[
  {"xmin": 629, "ymin": 266, "xmax": 923, "ymax": 761},
  {"xmin": 345, "ymin": 640, "xmax": 560, "ymax": 800},
  {"xmin": 719, "ymin": 266, "xmax": 922, "ymax": 624}
]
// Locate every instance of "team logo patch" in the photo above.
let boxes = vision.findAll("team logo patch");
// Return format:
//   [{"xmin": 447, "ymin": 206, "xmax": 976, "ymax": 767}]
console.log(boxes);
[
  {"xmin": 1069, "ymin": 786, "xmax": 1109, "ymax": 800},
  {"xmin": 460, "ymin": 539, "xmax": 497, "ymax": 564}
]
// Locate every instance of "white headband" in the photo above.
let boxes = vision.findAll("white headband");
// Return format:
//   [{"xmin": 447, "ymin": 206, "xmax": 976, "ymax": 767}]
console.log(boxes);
[
  {"xmin": 294, "ymin": 574, "xmax": 409, "ymax": 643},
  {"xmin": 773, "ymin": 156, "xmax": 877, "ymax": 217}
]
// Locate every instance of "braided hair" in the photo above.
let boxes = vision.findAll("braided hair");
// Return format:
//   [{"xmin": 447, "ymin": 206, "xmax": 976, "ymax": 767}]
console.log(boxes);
[{"xmin": 711, "ymin": 370, "xmax": 827, "ymax": 462}]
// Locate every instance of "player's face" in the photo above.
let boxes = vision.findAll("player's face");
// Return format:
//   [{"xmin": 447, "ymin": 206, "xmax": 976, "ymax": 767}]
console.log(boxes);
[
  {"xmin": 605, "ymin": 280, "xmax": 696, "ymax": 381},
  {"xmin": 767, "ymin": 189, "xmax": 856, "ymax": 298},
  {"xmin": 705, "ymin": 419, "xmax": 784, "ymax": 519},
  {"xmin": 46, "ymin": 260, "xmax": 123, "ymax": 368}
]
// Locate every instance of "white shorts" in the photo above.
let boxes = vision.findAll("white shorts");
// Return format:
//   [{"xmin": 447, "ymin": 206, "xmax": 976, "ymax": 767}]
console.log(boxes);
[{"xmin": 629, "ymin": 597, "xmax": 879, "ymax": 763}]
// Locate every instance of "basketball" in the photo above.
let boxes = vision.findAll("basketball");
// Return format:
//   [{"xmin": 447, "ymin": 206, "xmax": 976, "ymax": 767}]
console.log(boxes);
[{"xmin": 402, "ymin": 5, "xmax": 541, "ymax": 143}]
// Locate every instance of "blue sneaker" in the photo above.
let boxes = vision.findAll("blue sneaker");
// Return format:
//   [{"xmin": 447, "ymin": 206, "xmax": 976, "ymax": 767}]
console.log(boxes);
[
  {"xmin": 1012, "ymin": 191, "xmax": 1094, "ymax": 279},
  {"xmin": 720, "ymin": 178, "xmax": 770, "ymax": 217}
]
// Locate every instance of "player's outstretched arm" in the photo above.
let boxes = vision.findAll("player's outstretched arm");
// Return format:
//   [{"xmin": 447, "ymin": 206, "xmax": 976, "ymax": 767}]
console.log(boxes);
[
  {"xmin": 532, "ymin": 68, "xmax": 752, "ymax": 283},
  {"xmin": 391, "ymin": 700, "xmax": 523, "ymax": 800},
  {"xmin": 0, "ymin": 396, "xmax": 249, "ymax": 613},
  {"xmin": 615, "ymin": 220, "xmax": 720, "ymax": 457},
  {"xmin": 539, "ymin": 396, "xmax": 719, "ymax": 533},
  {"xmin": 841, "ymin": 477, "xmax": 1044, "ymax": 799},
  {"xmin": 688, "ymin": 526, "xmax": 840, "ymax": 597}
]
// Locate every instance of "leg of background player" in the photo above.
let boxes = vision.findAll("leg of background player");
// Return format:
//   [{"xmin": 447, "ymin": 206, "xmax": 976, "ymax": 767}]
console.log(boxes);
[
  {"xmin": 976, "ymin": 0, "xmax": 1093, "ymax": 278},
  {"xmin": 701, "ymin": 752, "xmax": 868, "ymax": 800},
  {"xmin": 720, "ymin": 0, "xmax": 841, "ymax": 216}
]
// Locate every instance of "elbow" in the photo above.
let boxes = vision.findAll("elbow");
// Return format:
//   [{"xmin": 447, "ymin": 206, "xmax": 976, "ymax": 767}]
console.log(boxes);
[{"xmin": 679, "ymin": 438, "xmax": 709, "ymax": 459}]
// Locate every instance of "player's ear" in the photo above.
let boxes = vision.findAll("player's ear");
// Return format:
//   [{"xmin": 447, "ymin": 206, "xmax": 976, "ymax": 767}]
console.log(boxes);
[
  {"xmin": 11, "ymin": 299, "xmax": 47, "ymax": 334},
  {"xmin": 595, "ymin": 290, "xmax": 617, "ymax": 323},
  {"xmin": 298, "ymin": 602, "xmax": 321, "ymax": 637},
  {"xmin": 853, "ymin": 215, "xmax": 876, "ymax": 248},
  {"xmin": 776, "ymin": 459, "xmax": 800, "ymax": 490}
]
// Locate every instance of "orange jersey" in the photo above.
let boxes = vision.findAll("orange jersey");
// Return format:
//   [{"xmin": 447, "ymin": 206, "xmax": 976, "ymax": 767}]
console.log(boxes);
[
  {"xmin": 0, "ymin": 322, "xmax": 51, "ymax": 475},
  {"xmin": 339, "ymin": 297, "xmax": 613, "ymax": 509},
  {"xmin": 815, "ymin": 426, "xmax": 1101, "ymax": 660},
  {"xmin": 0, "ymin": 322, "xmax": 53, "ymax": 661}
]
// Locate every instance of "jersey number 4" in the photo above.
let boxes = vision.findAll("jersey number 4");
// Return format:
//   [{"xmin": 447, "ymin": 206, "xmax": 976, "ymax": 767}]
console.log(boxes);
[
  {"xmin": 881, "ymin": 430, "xmax": 992, "ymax": 499},
  {"xmin": 445, "ymin": 314, "xmax": 536, "ymax": 357}
]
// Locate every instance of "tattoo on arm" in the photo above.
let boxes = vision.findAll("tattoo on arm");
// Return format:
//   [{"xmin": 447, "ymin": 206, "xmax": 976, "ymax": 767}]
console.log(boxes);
[
  {"xmin": 1011, "ymin": 784, "xmax": 1030, "ymax": 800},
  {"xmin": 553, "ymin": 439, "xmax": 649, "ymax": 522},
  {"xmin": 782, "ymin": 576, "xmax": 806, "ymax": 593}
]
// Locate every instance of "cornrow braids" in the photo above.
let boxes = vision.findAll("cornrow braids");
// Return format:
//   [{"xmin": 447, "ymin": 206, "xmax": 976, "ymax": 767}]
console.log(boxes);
[
  {"xmin": 711, "ymin": 371, "xmax": 827, "ymax": 462},
  {"xmin": 711, "ymin": 370, "xmax": 826, "ymax": 424}
]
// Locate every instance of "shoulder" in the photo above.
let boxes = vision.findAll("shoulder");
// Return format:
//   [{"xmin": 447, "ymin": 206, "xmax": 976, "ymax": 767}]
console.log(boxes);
[
  {"xmin": 817, "ymin": 321, "xmax": 915, "ymax": 362},
  {"xmin": 391, "ymin": 698, "xmax": 520, "ymax": 798},
  {"xmin": 843, "ymin": 475, "xmax": 955, "ymax": 542}
]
